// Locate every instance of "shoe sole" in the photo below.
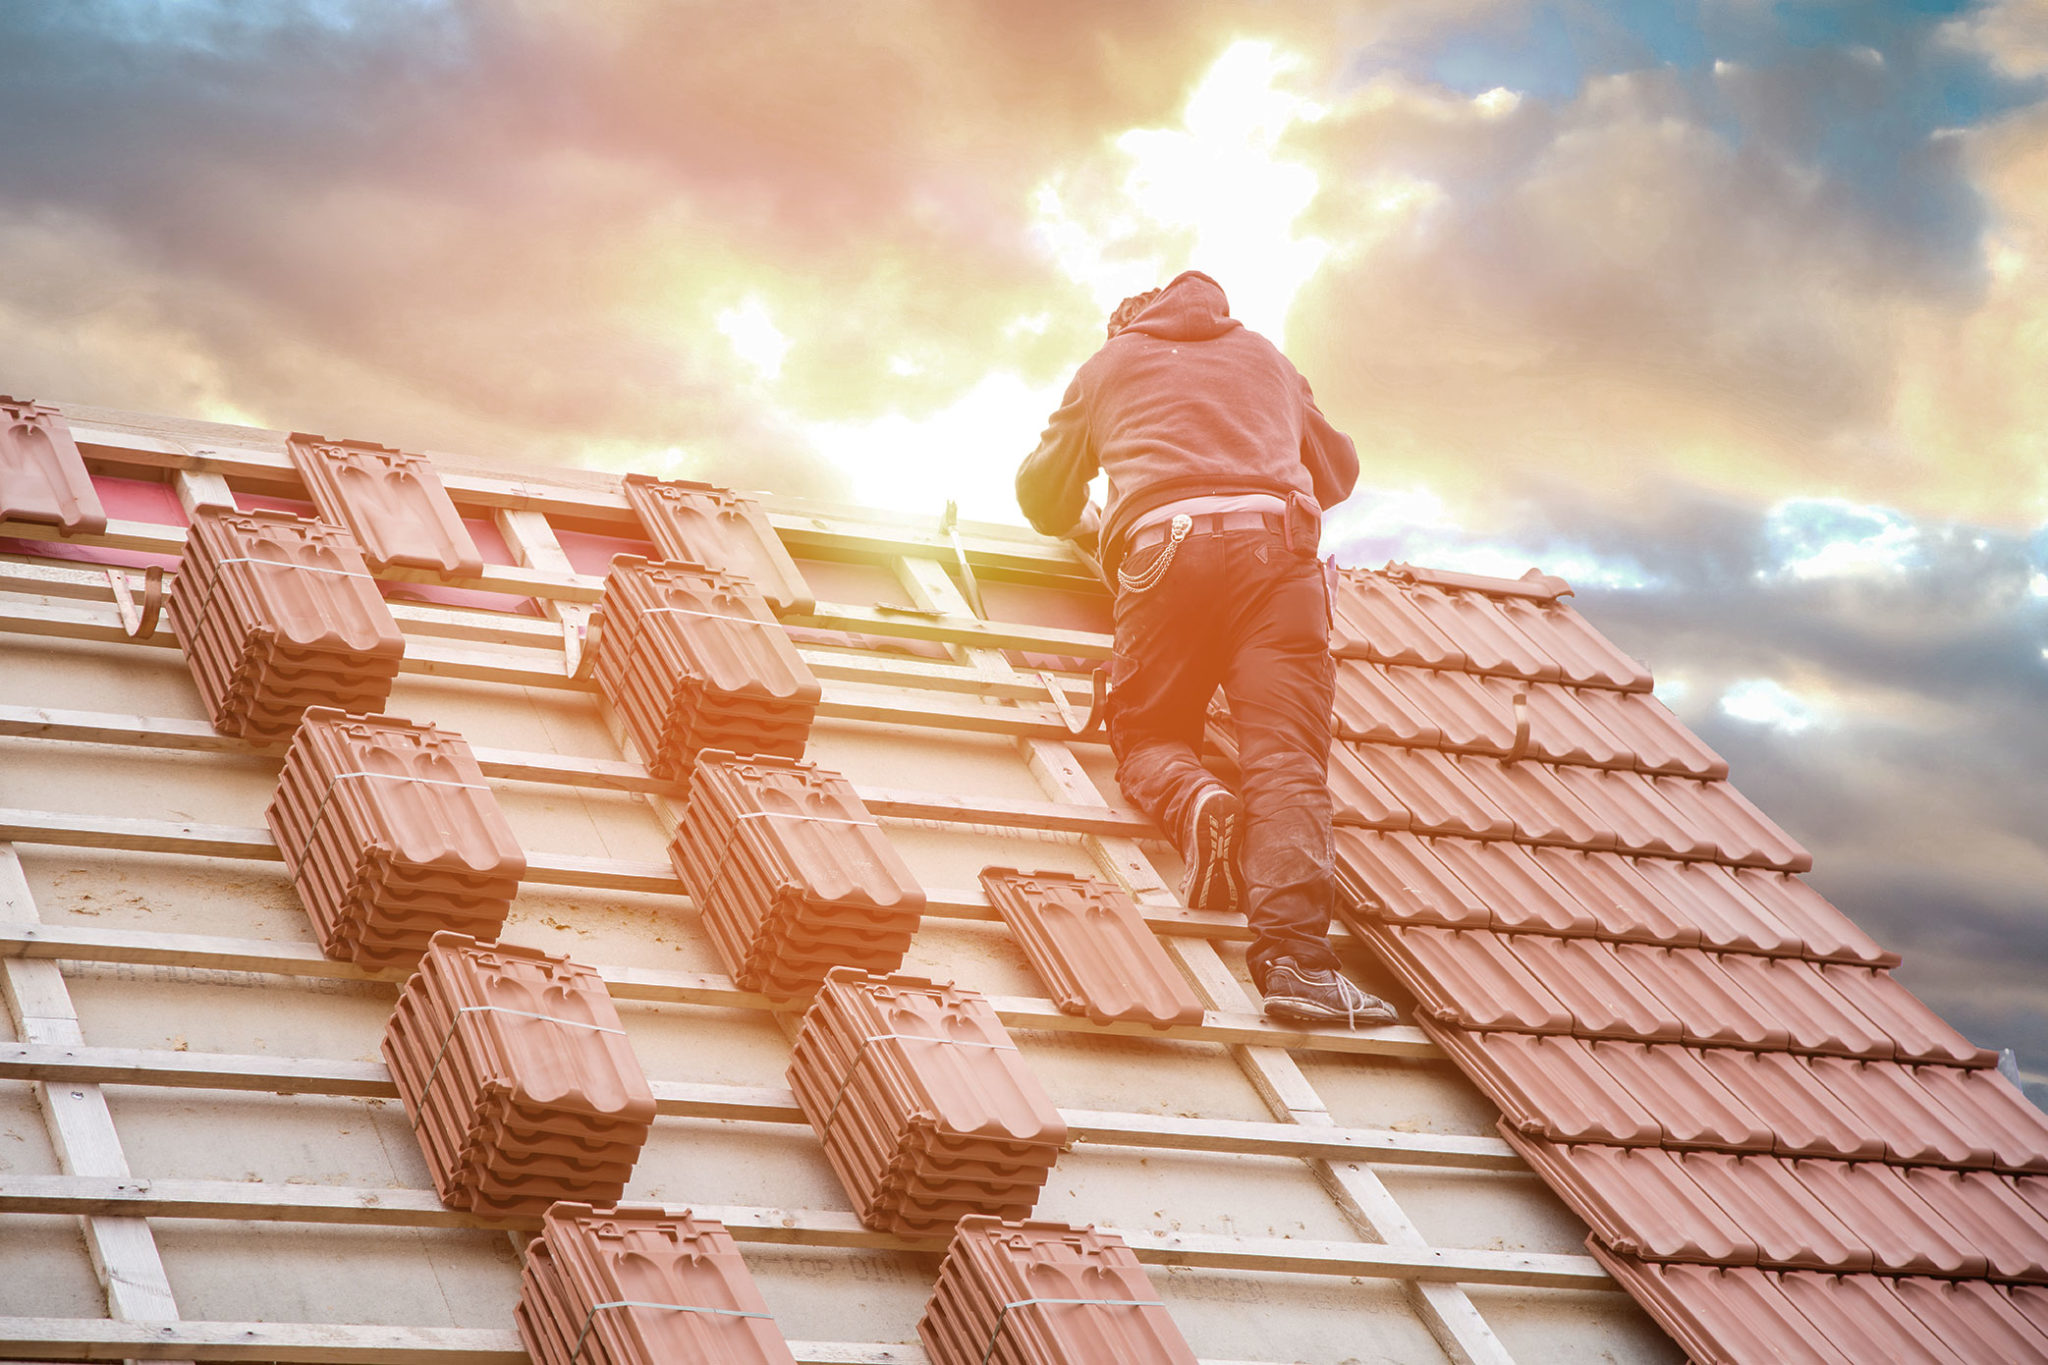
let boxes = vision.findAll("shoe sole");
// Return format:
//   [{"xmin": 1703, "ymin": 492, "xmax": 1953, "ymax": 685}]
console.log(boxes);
[
  {"xmin": 1263, "ymin": 996, "xmax": 1398, "ymax": 1026},
  {"xmin": 1182, "ymin": 789, "xmax": 1244, "ymax": 915}
]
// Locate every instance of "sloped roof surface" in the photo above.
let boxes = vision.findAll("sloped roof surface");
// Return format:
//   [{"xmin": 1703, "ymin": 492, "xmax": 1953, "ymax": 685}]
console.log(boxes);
[{"xmin": 1326, "ymin": 566, "xmax": 2048, "ymax": 1361}]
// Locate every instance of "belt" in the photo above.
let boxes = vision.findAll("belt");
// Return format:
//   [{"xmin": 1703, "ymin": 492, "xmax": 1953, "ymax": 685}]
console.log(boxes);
[{"xmin": 1124, "ymin": 510, "xmax": 1285, "ymax": 555}]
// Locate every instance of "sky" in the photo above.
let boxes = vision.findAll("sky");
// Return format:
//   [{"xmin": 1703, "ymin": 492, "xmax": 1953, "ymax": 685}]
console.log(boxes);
[{"xmin": 1, "ymin": 1, "xmax": 2045, "ymax": 1097}]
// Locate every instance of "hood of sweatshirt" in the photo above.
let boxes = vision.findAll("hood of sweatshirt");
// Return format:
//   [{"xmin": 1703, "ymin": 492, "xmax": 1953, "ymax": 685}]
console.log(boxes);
[{"xmin": 1122, "ymin": 270, "xmax": 1240, "ymax": 343}]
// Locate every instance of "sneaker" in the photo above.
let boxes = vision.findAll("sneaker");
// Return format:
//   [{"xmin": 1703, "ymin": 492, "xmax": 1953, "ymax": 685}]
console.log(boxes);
[
  {"xmin": 1259, "ymin": 956, "xmax": 1398, "ymax": 1027},
  {"xmin": 1179, "ymin": 784, "xmax": 1245, "ymax": 915}
]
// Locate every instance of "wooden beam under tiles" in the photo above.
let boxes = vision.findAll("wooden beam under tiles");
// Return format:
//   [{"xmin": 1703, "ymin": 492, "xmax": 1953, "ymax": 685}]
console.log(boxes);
[
  {"xmin": 0, "ymin": 847, "xmax": 190, "ymax": 1345},
  {"xmin": 0, "ymin": 892, "xmax": 1428, "ymax": 1061},
  {"xmin": 0, "ymin": 1027, "xmax": 1512, "ymax": 1169},
  {"xmin": 0, "ymin": 1174, "xmax": 1608, "ymax": 1290}
]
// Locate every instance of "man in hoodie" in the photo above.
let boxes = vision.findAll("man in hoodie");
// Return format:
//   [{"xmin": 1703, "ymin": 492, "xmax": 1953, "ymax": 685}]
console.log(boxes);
[{"xmin": 1016, "ymin": 271, "xmax": 1395, "ymax": 1026}]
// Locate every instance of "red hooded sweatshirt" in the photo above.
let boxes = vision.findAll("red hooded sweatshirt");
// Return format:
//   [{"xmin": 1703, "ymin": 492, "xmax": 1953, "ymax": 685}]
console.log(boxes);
[{"xmin": 1015, "ymin": 270, "xmax": 1357, "ymax": 570}]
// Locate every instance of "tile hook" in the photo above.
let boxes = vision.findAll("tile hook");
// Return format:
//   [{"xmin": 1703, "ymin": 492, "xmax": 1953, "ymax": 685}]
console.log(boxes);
[{"xmin": 107, "ymin": 565, "xmax": 165, "ymax": 639}]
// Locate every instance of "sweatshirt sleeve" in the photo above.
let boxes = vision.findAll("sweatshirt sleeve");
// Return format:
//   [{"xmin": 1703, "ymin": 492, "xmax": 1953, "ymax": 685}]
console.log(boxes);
[
  {"xmin": 1298, "ymin": 377, "xmax": 1359, "ymax": 511},
  {"xmin": 1015, "ymin": 370, "xmax": 1097, "ymax": 537}
]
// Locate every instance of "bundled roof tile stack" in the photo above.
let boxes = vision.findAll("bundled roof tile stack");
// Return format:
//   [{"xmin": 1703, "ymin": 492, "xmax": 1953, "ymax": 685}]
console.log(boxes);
[
  {"xmin": 267, "ymin": 708, "xmax": 525, "ymax": 966},
  {"xmin": 671, "ymin": 751, "xmax": 923, "ymax": 998},
  {"xmin": 1327, "ymin": 561, "xmax": 2048, "ymax": 1364},
  {"xmin": 978, "ymin": 867, "xmax": 1204, "ymax": 1029},
  {"xmin": 287, "ymin": 432, "xmax": 484, "ymax": 576},
  {"xmin": 383, "ymin": 933, "xmax": 654, "ymax": 1219},
  {"xmin": 919, "ymin": 1216, "xmax": 1196, "ymax": 1365},
  {"xmin": 788, "ymin": 968, "xmax": 1067, "ymax": 1236},
  {"xmin": 1, "ymin": 395, "xmax": 106, "ymax": 534},
  {"xmin": 170, "ymin": 506, "xmax": 404, "ymax": 741},
  {"xmin": 593, "ymin": 557, "xmax": 820, "ymax": 783},
  {"xmin": 518, "ymin": 1202, "xmax": 797, "ymax": 1365},
  {"xmin": 622, "ymin": 473, "xmax": 815, "ymax": 616}
]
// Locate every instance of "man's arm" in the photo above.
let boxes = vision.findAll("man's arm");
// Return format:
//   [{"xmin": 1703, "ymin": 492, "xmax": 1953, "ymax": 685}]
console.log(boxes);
[
  {"xmin": 1015, "ymin": 373, "xmax": 1097, "ymax": 537},
  {"xmin": 1298, "ymin": 377, "xmax": 1359, "ymax": 510}
]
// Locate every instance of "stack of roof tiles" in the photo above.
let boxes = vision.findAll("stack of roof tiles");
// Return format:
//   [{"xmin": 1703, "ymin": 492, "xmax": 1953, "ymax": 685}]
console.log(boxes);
[
  {"xmin": 267, "ymin": 708, "xmax": 525, "ymax": 966},
  {"xmin": 287, "ymin": 432, "xmax": 484, "ymax": 576},
  {"xmin": 1326, "ymin": 562, "xmax": 2048, "ymax": 1363},
  {"xmin": 919, "ymin": 1216, "xmax": 1196, "ymax": 1365},
  {"xmin": 979, "ymin": 867, "xmax": 1204, "ymax": 1028},
  {"xmin": 383, "ymin": 933, "xmax": 654, "ymax": 1219},
  {"xmin": 171, "ymin": 506, "xmax": 404, "ymax": 740},
  {"xmin": 518, "ymin": 1202, "xmax": 797, "ymax": 1365},
  {"xmin": 1, "ymin": 394, "xmax": 106, "ymax": 534},
  {"xmin": 671, "ymin": 750, "xmax": 924, "ymax": 998},
  {"xmin": 789, "ymin": 968, "xmax": 1067, "ymax": 1236},
  {"xmin": 593, "ymin": 556, "xmax": 820, "ymax": 783},
  {"xmin": 622, "ymin": 473, "xmax": 815, "ymax": 616}
]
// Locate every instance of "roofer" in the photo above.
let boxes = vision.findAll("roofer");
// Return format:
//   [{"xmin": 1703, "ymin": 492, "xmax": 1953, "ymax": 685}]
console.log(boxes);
[{"xmin": 1016, "ymin": 270, "xmax": 1396, "ymax": 1027}]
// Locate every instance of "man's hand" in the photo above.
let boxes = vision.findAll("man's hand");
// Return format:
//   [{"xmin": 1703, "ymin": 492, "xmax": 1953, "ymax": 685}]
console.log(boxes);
[{"xmin": 1064, "ymin": 502, "xmax": 1103, "ymax": 553}]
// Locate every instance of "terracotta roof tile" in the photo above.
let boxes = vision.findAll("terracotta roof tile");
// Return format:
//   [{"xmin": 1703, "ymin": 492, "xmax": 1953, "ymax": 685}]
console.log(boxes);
[
  {"xmin": 1900, "ymin": 1168, "xmax": 2048, "ymax": 1282},
  {"xmin": 1378, "ymin": 662, "xmax": 1515, "ymax": 752},
  {"xmin": 1328, "ymin": 568, "xmax": 1465, "ymax": 668},
  {"xmin": 1807, "ymin": 1057, "xmax": 2002, "ymax": 1168},
  {"xmin": 1505, "ymin": 935, "xmax": 1687, "ymax": 1040},
  {"xmin": 1573, "ymin": 686, "xmax": 1729, "ymax": 780},
  {"xmin": 1785, "ymin": 1158, "xmax": 1987, "ymax": 1276},
  {"xmin": 1693, "ymin": 1049, "xmax": 1885, "ymax": 1161},
  {"xmin": 1521, "ymin": 681, "xmax": 1636, "ymax": 768},
  {"xmin": 1585, "ymin": 1249, "xmax": 1864, "ymax": 1365},
  {"xmin": 1426, "ymin": 837, "xmax": 1602, "ymax": 933},
  {"xmin": 1491, "ymin": 593, "xmax": 1655, "ymax": 693},
  {"xmin": 1603, "ymin": 943, "xmax": 1793, "ymax": 1049},
  {"xmin": 1647, "ymin": 775, "xmax": 1813, "ymax": 872},
  {"xmin": 1625, "ymin": 857, "xmax": 1805, "ymax": 956},
  {"xmin": 1399, "ymin": 581, "xmax": 1562, "ymax": 681},
  {"xmin": 1342, "ymin": 743, "xmax": 1514, "ymax": 839},
  {"xmin": 1446, "ymin": 753, "xmax": 1610, "ymax": 848},
  {"xmin": 1330, "ymin": 659, "xmax": 1443, "ymax": 746},
  {"xmin": 1888, "ymin": 1277, "xmax": 2048, "ymax": 1362},
  {"xmin": 1366, "ymin": 924, "xmax": 1576, "ymax": 1033},
  {"xmin": 1725, "ymin": 868, "xmax": 1899, "ymax": 967},
  {"xmin": 1909, "ymin": 1066, "xmax": 2048, "ymax": 1173},
  {"xmin": 1547, "ymin": 764, "xmax": 1720, "ymax": 860},
  {"xmin": 287, "ymin": 433, "xmax": 483, "ymax": 576},
  {"xmin": 1326, "ymin": 741, "xmax": 1413, "ymax": 830},
  {"xmin": 621, "ymin": 473, "xmax": 814, "ymax": 616},
  {"xmin": 1523, "ymin": 846, "xmax": 1703, "ymax": 946},
  {"xmin": 1333, "ymin": 828, "xmax": 1492, "ymax": 929},
  {"xmin": 1814, "ymin": 963, "xmax": 1993, "ymax": 1066},
  {"xmin": 519, "ymin": 1203, "xmax": 797, "ymax": 1364},
  {"xmin": 1, "ymin": 394, "xmax": 106, "ymax": 534},
  {"xmin": 920, "ymin": 1217, "xmax": 1196, "ymax": 1365},
  {"xmin": 171, "ymin": 506, "xmax": 404, "ymax": 741},
  {"xmin": 978, "ymin": 867, "xmax": 1205, "ymax": 1029},
  {"xmin": 1429, "ymin": 1027, "xmax": 1666, "ymax": 1146}
]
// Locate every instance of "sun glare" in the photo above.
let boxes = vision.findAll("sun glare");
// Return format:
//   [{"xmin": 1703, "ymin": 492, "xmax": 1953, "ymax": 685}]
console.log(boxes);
[
  {"xmin": 715, "ymin": 296, "xmax": 791, "ymax": 382},
  {"xmin": 1032, "ymin": 38, "xmax": 1329, "ymax": 344}
]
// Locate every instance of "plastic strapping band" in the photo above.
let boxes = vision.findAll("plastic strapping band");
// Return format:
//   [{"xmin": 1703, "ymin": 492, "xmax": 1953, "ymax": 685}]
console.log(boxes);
[
  {"xmin": 978, "ymin": 1295, "xmax": 1166, "ymax": 1365},
  {"xmin": 177, "ymin": 554, "xmax": 374, "ymax": 635},
  {"xmin": 611, "ymin": 602, "xmax": 774, "ymax": 701},
  {"xmin": 816, "ymin": 1031, "xmax": 1018, "ymax": 1141},
  {"xmin": 290, "ymin": 771, "xmax": 491, "ymax": 884},
  {"xmin": 695, "ymin": 809, "xmax": 878, "ymax": 915},
  {"xmin": 410, "ymin": 1004, "xmax": 624, "ymax": 1134},
  {"xmin": 568, "ymin": 1297, "xmax": 772, "ymax": 1364}
]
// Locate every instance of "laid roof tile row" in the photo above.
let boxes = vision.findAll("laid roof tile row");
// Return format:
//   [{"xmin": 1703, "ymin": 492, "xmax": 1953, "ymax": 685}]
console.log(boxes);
[
  {"xmin": 1, "ymin": 394, "xmax": 106, "ymax": 534},
  {"xmin": 1512, "ymin": 1135, "xmax": 2048, "ymax": 1280},
  {"xmin": 1333, "ymin": 659, "xmax": 1727, "ymax": 779},
  {"xmin": 1329, "ymin": 567, "xmax": 1653, "ymax": 691},
  {"xmin": 1364, "ymin": 922, "xmax": 1980, "ymax": 1063},
  {"xmin": 1337, "ymin": 829, "xmax": 1890, "ymax": 965},
  {"xmin": 1427, "ymin": 1027, "xmax": 2046, "ymax": 1169},
  {"xmin": 1330, "ymin": 741, "xmax": 1810, "ymax": 871},
  {"xmin": 1590, "ymin": 1247, "xmax": 2048, "ymax": 1365}
]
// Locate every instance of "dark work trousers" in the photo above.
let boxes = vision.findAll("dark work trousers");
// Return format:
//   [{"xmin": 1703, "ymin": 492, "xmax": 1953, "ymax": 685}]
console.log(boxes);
[{"xmin": 1106, "ymin": 523, "xmax": 1341, "ymax": 982}]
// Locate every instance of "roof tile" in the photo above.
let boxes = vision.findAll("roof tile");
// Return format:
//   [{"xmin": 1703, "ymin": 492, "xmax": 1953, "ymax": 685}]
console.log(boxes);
[
  {"xmin": 1330, "ymin": 660, "xmax": 1443, "ymax": 746},
  {"xmin": 1333, "ymin": 828, "xmax": 1492, "ymax": 929},
  {"xmin": 1379, "ymin": 663, "xmax": 1515, "ymax": 752},
  {"xmin": 1327, "ymin": 742, "xmax": 1413, "ymax": 830},
  {"xmin": 287, "ymin": 433, "xmax": 483, "ymax": 576},
  {"xmin": 1547, "ymin": 765, "xmax": 1719, "ymax": 860},
  {"xmin": 1725, "ymin": 868, "xmax": 1899, "ymax": 967},
  {"xmin": 1425, "ymin": 836, "xmax": 1601, "ymax": 934},
  {"xmin": 1604, "ymin": 943, "xmax": 1792, "ymax": 1050},
  {"xmin": 1806, "ymin": 1057, "xmax": 2001, "ymax": 1168},
  {"xmin": 1343, "ymin": 743, "xmax": 1514, "ymax": 839},
  {"xmin": 1782, "ymin": 1158, "xmax": 1986, "ymax": 1276},
  {"xmin": 622, "ymin": 473, "xmax": 814, "ymax": 615},
  {"xmin": 1886, "ymin": 1277, "xmax": 2048, "ymax": 1362},
  {"xmin": 1508, "ymin": 1138, "xmax": 1760, "ymax": 1264},
  {"xmin": 1908, "ymin": 1065, "xmax": 2048, "ymax": 1173},
  {"xmin": 1676, "ymin": 1152, "xmax": 1876, "ymax": 1271},
  {"xmin": 1429, "ymin": 1026, "xmax": 1666, "ymax": 1146},
  {"xmin": 1399, "ymin": 582, "xmax": 1562, "ymax": 681},
  {"xmin": 1490, "ymin": 595, "xmax": 1655, "ymax": 693},
  {"xmin": 1692, "ymin": 1048, "xmax": 1886, "ymax": 1161},
  {"xmin": 1520, "ymin": 681, "xmax": 1635, "ymax": 768},
  {"xmin": 1366, "ymin": 925, "xmax": 1575, "ymax": 1033},
  {"xmin": 1814, "ymin": 963, "xmax": 1994, "ymax": 1066},
  {"xmin": 1708, "ymin": 954, "xmax": 1894, "ymax": 1059},
  {"xmin": 1571, "ymin": 686, "xmax": 1729, "ymax": 780},
  {"xmin": 1584, "ymin": 1040, "xmax": 1775, "ymax": 1151},
  {"xmin": 977, "ymin": 867, "xmax": 1206, "ymax": 1029},
  {"xmin": 1445, "ymin": 753, "xmax": 1611, "ymax": 848},
  {"xmin": 1626, "ymin": 857, "xmax": 1805, "ymax": 956},
  {"xmin": 1, "ymin": 394, "xmax": 106, "ymax": 534},
  {"xmin": 1524, "ymin": 846, "xmax": 1703, "ymax": 946},
  {"xmin": 1328, "ymin": 568, "xmax": 1465, "ymax": 668},
  {"xmin": 1506, "ymin": 934, "xmax": 1686, "ymax": 1040},
  {"xmin": 1770, "ymin": 1270, "xmax": 1978, "ymax": 1364},
  {"xmin": 1585, "ymin": 1250, "xmax": 1861, "ymax": 1365},
  {"xmin": 1647, "ymin": 775, "xmax": 1812, "ymax": 872},
  {"xmin": 1898, "ymin": 1168, "xmax": 2048, "ymax": 1282}
]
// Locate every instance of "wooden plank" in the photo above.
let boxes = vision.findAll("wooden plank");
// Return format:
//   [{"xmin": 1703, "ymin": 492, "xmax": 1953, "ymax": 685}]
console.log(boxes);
[
  {"xmin": 0, "ymin": 1318, "xmax": 526, "ymax": 1364},
  {"xmin": 0, "ymin": 847, "xmax": 186, "ymax": 1330},
  {"xmin": 0, "ymin": 1176, "xmax": 1607, "ymax": 1289}
]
